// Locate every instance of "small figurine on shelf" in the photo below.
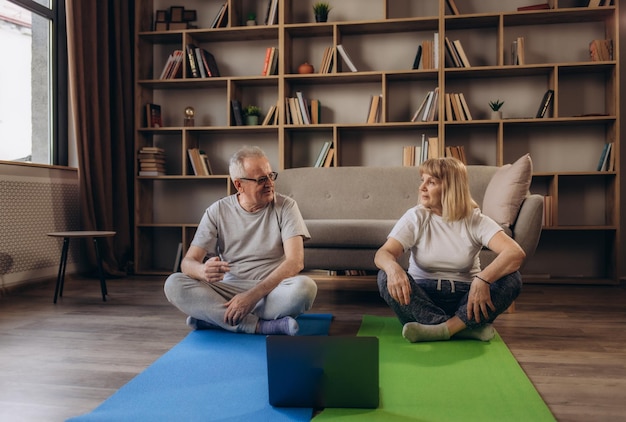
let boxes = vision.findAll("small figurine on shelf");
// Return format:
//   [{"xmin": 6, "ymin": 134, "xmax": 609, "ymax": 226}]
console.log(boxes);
[
  {"xmin": 184, "ymin": 106, "xmax": 195, "ymax": 127},
  {"xmin": 313, "ymin": 2, "xmax": 331, "ymax": 22},
  {"xmin": 244, "ymin": 105, "xmax": 261, "ymax": 126},
  {"xmin": 489, "ymin": 99, "xmax": 504, "ymax": 120},
  {"xmin": 246, "ymin": 12, "xmax": 256, "ymax": 26}
]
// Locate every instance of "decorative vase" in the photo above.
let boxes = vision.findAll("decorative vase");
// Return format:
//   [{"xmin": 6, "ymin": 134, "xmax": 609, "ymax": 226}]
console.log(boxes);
[
  {"xmin": 315, "ymin": 13, "xmax": 328, "ymax": 23},
  {"xmin": 245, "ymin": 115, "xmax": 259, "ymax": 126},
  {"xmin": 298, "ymin": 62, "xmax": 314, "ymax": 74},
  {"xmin": 491, "ymin": 110, "xmax": 502, "ymax": 120}
]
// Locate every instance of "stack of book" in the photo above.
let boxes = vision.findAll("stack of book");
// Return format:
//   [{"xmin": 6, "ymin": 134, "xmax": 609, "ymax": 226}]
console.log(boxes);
[
  {"xmin": 138, "ymin": 147, "xmax": 166, "ymax": 176},
  {"xmin": 187, "ymin": 148, "xmax": 213, "ymax": 176}
]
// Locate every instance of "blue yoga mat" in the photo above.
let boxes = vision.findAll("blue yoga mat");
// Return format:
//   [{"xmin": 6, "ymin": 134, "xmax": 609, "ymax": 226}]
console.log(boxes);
[{"xmin": 68, "ymin": 314, "xmax": 333, "ymax": 422}]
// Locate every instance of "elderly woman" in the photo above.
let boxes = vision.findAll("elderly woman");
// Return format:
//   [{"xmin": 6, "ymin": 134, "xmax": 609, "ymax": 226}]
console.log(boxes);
[{"xmin": 375, "ymin": 157, "xmax": 524, "ymax": 342}]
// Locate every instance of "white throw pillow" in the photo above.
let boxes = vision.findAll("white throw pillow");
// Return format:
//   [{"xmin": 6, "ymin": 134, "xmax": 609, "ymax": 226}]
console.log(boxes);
[{"xmin": 482, "ymin": 154, "xmax": 533, "ymax": 227}]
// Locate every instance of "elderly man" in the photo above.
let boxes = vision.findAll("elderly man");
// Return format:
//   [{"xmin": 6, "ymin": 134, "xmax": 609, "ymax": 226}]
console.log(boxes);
[{"xmin": 164, "ymin": 146, "xmax": 317, "ymax": 335}]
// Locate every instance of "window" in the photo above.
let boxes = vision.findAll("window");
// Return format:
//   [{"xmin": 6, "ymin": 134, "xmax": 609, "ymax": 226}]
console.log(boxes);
[{"xmin": 0, "ymin": 0, "xmax": 66, "ymax": 165}]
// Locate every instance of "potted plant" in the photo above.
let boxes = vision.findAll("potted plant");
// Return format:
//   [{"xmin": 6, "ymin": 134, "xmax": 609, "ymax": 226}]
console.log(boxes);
[
  {"xmin": 489, "ymin": 99, "xmax": 504, "ymax": 119},
  {"xmin": 246, "ymin": 12, "xmax": 256, "ymax": 26},
  {"xmin": 313, "ymin": 2, "xmax": 331, "ymax": 22},
  {"xmin": 244, "ymin": 105, "xmax": 261, "ymax": 125}
]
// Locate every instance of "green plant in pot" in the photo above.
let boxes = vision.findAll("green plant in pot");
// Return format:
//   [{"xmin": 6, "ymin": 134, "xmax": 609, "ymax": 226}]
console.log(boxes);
[
  {"xmin": 489, "ymin": 99, "xmax": 504, "ymax": 119},
  {"xmin": 313, "ymin": 2, "xmax": 331, "ymax": 22},
  {"xmin": 244, "ymin": 105, "xmax": 261, "ymax": 125}
]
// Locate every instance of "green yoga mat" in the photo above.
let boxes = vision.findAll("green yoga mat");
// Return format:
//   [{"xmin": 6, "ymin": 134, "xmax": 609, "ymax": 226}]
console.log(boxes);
[{"xmin": 314, "ymin": 315, "xmax": 555, "ymax": 422}]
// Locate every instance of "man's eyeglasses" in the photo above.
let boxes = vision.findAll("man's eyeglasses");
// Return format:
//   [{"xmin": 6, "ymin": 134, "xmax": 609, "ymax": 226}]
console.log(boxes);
[{"xmin": 239, "ymin": 171, "xmax": 278, "ymax": 185}]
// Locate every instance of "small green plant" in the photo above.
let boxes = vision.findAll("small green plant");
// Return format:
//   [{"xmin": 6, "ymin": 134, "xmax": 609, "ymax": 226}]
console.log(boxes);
[
  {"xmin": 489, "ymin": 100, "xmax": 504, "ymax": 111},
  {"xmin": 313, "ymin": 2, "xmax": 332, "ymax": 15},
  {"xmin": 244, "ymin": 105, "xmax": 261, "ymax": 116},
  {"xmin": 247, "ymin": 12, "xmax": 256, "ymax": 21}
]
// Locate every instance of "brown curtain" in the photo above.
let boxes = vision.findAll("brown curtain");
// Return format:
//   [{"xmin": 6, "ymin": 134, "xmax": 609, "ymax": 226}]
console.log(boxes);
[{"xmin": 66, "ymin": 1, "xmax": 134, "ymax": 275}]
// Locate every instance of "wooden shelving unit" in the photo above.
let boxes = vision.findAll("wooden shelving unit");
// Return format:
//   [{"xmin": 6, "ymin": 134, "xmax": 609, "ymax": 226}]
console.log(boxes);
[{"xmin": 134, "ymin": 0, "xmax": 619, "ymax": 284}]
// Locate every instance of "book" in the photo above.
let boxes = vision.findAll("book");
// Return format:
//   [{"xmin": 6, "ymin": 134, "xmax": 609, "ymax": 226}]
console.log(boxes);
[
  {"xmin": 262, "ymin": 103, "xmax": 278, "ymax": 125},
  {"xmin": 458, "ymin": 93, "xmax": 473, "ymax": 121},
  {"xmin": 320, "ymin": 46, "xmax": 335, "ymax": 74},
  {"xmin": 517, "ymin": 3, "xmax": 550, "ymax": 11},
  {"xmin": 261, "ymin": 47, "xmax": 273, "ymax": 76},
  {"xmin": 587, "ymin": 0, "xmax": 602, "ymax": 6},
  {"xmin": 446, "ymin": 0, "xmax": 460, "ymax": 15},
  {"xmin": 296, "ymin": 91, "xmax": 311, "ymax": 124},
  {"xmin": 323, "ymin": 148, "xmax": 334, "ymax": 167},
  {"xmin": 366, "ymin": 95, "xmax": 382, "ymax": 123},
  {"xmin": 266, "ymin": 0, "xmax": 279, "ymax": 25},
  {"xmin": 337, "ymin": 44, "xmax": 358, "ymax": 72},
  {"xmin": 187, "ymin": 148, "xmax": 207, "ymax": 176},
  {"xmin": 428, "ymin": 136, "xmax": 439, "ymax": 159},
  {"xmin": 596, "ymin": 142, "xmax": 613, "ymax": 171},
  {"xmin": 214, "ymin": 2, "xmax": 228, "ymax": 28},
  {"xmin": 535, "ymin": 89, "xmax": 554, "ymax": 118},
  {"xmin": 210, "ymin": 2, "xmax": 226, "ymax": 28},
  {"xmin": 197, "ymin": 49, "xmax": 220, "ymax": 77},
  {"xmin": 145, "ymin": 103, "xmax": 162, "ymax": 128},
  {"xmin": 230, "ymin": 100, "xmax": 244, "ymax": 126},
  {"xmin": 412, "ymin": 45, "xmax": 422, "ymax": 70},
  {"xmin": 411, "ymin": 91, "xmax": 431, "ymax": 122},
  {"xmin": 444, "ymin": 37, "xmax": 462, "ymax": 68},
  {"xmin": 186, "ymin": 44, "xmax": 200, "ymax": 78},
  {"xmin": 199, "ymin": 151, "xmax": 213, "ymax": 175},
  {"xmin": 173, "ymin": 242, "xmax": 183, "ymax": 272},
  {"xmin": 310, "ymin": 99, "xmax": 321, "ymax": 124}
]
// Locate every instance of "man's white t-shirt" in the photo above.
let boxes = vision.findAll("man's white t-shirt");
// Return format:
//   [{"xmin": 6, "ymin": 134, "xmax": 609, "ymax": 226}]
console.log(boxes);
[{"xmin": 389, "ymin": 205, "xmax": 502, "ymax": 282}]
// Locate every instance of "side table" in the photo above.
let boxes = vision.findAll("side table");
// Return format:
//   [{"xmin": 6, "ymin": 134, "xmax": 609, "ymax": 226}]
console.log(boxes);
[{"xmin": 47, "ymin": 231, "xmax": 116, "ymax": 303}]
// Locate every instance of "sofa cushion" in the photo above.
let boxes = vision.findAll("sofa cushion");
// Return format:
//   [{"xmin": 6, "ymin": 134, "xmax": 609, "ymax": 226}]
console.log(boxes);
[
  {"xmin": 305, "ymin": 219, "xmax": 397, "ymax": 248},
  {"xmin": 482, "ymin": 154, "xmax": 532, "ymax": 227}
]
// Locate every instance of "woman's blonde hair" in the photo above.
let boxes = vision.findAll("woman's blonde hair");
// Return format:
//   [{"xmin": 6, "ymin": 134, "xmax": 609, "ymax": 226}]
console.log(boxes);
[{"xmin": 419, "ymin": 157, "xmax": 478, "ymax": 221}]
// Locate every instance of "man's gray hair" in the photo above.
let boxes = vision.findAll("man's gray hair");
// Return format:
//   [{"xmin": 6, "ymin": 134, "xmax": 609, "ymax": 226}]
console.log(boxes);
[{"xmin": 229, "ymin": 146, "xmax": 267, "ymax": 180}]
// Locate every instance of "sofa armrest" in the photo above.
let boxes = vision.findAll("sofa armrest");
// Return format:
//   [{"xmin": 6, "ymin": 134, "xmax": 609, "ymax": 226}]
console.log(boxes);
[{"xmin": 511, "ymin": 194, "xmax": 544, "ymax": 268}]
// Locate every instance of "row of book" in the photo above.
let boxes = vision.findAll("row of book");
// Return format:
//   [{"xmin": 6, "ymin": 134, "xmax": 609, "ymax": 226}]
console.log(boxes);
[
  {"xmin": 511, "ymin": 37, "xmax": 526, "ymax": 65},
  {"xmin": 403, "ymin": 135, "xmax": 440, "ymax": 166},
  {"xmin": 187, "ymin": 148, "xmax": 213, "ymax": 176},
  {"xmin": 596, "ymin": 142, "xmax": 615, "ymax": 172},
  {"xmin": 318, "ymin": 46, "xmax": 336, "ymax": 74},
  {"xmin": 443, "ymin": 37, "xmax": 471, "ymax": 68},
  {"xmin": 138, "ymin": 147, "xmax": 166, "ymax": 176},
  {"xmin": 285, "ymin": 93, "xmax": 321, "ymax": 125},
  {"xmin": 186, "ymin": 45, "xmax": 220, "ymax": 78},
  {"xmin": 445, "ymin": 92, "xmax": 473, "ymax": 121},
  {"xmin": 411, "ymin": 88, "xmax": 439, "ymax": 122},
  {"xmin": 262, "ymin": 47, "xmax": 279, "ymax": 76},
  {"xmin": 314, "ymin": 141, "xmax": 335, "ymax": 167},
  {"xmin": 589, "ymin": 39, "xmax": 613, "ymax": 62}
]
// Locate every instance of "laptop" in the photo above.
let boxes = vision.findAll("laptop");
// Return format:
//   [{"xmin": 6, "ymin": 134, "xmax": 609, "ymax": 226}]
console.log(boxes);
[{"xmin": 266, "ymin": 335, "xmax": 379, "ymax": 409}]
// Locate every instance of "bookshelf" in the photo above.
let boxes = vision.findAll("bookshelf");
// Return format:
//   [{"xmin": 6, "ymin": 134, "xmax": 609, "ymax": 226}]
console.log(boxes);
[{"xmin": 134, "ymin": 0, "xmax": 620, "ymax": 284}]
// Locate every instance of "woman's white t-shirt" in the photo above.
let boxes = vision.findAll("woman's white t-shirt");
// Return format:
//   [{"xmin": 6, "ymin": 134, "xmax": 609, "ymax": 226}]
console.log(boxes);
[{"xmin": 389, "ymin": 205, "xmax": 502, "ymax": 282}]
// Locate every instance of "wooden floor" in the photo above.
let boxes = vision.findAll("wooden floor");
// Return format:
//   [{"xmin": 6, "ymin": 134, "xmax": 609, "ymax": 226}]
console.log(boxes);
[{"xmin": 1, "ymin": 274, "xmax": 625, "ymax": 422}]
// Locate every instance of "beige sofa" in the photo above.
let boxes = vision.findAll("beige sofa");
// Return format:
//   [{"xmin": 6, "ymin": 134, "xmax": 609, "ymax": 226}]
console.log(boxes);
[{"xmin": 275, "ymin": 165, "xmax": 543, "ymax": 272}]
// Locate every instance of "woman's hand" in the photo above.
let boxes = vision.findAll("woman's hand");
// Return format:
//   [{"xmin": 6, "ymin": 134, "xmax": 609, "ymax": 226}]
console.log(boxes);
[
  {"xmin": 467, "ymin": 278, "xmax": 495, "ymax": 323},
  {"xmin": 387, "ymin": 267, "xmax": 412, "ymax": 306}
]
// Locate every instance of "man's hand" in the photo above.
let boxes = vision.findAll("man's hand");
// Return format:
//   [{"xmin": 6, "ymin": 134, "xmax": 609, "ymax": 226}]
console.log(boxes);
[
  {"xmin": 224, "ymin": 291, "xmax": 258, "ymax": 326},
  {"xmin": 202, "ymin": 256, "xmax": 230, "ymax": 283},
  {"xmin": 467, "ymin": 279, "xmax": 495, "ymax": 323}
]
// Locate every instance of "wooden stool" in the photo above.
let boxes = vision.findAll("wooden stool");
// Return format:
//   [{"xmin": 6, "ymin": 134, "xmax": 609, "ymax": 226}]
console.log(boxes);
[{"xmin": 47, "ymin": 231, "xmax": 116, "ymax": 303}]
